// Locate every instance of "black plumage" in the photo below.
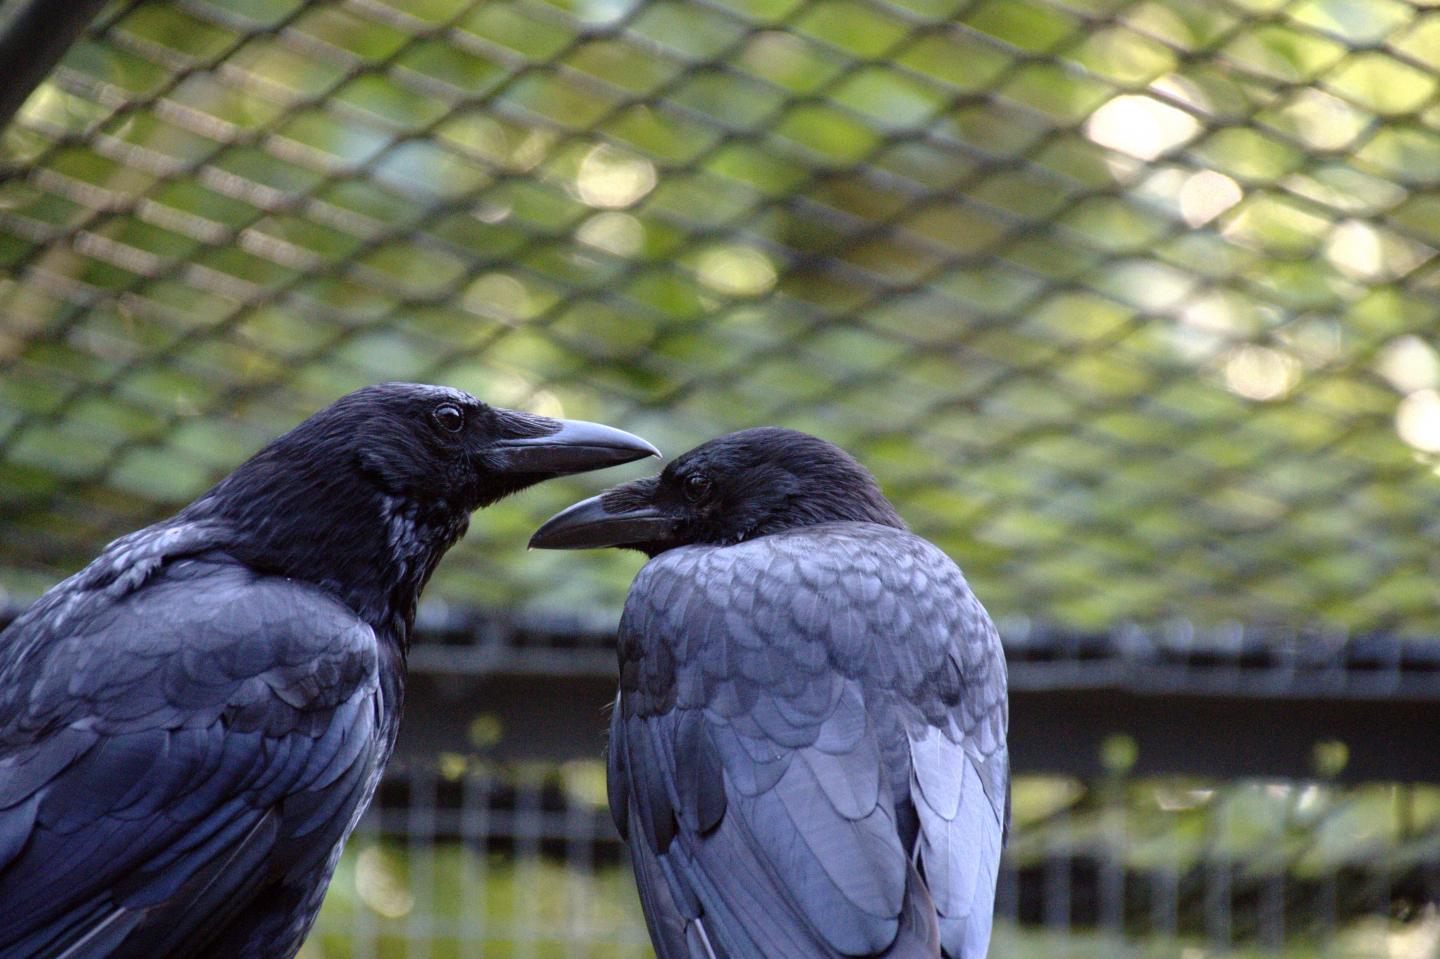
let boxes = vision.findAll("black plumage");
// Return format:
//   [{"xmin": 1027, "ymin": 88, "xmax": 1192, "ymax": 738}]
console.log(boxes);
[
  {"xmin": 0, "ymin": 382, "xmax": 656, "ymax": 959},
  {"xmin": 531, "ymin": 428, "xmax": 1009, "ymax": 959}
]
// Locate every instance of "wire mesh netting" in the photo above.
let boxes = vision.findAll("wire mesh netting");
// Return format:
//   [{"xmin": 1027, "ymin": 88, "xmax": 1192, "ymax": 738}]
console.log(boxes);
[
  {"xmin": 2, "ymin": 0, "xmax": 1439, "ymax": 633},
  {"xmin": 2, "ymin": 0, "xmax": 1440, "ymax": 957}
]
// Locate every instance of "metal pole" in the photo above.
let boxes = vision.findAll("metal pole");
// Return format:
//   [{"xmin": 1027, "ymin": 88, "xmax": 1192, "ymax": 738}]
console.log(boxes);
[{"xmin": 0, "ymin": 0, "xmax": 112, "ymax": 134}]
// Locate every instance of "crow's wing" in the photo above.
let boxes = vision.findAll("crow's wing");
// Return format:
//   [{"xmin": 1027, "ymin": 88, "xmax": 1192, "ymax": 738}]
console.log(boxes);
[
  {"xmin": 611, "ymin": 523, "xmax": 1007, "ymax": 959},
  {"xmin": 0, "ymin": 545, "xmax": 383, "ymax": 959},
  {"xmin": 904, "ymin": 622, "xmax": 1008, "ymax": 958}
]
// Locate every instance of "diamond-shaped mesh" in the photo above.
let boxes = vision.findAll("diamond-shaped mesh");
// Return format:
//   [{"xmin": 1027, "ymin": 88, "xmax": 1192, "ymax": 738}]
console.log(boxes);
[{"xmin": 2, "ymin": 0, "xmax": 1439, "ymax": 629}]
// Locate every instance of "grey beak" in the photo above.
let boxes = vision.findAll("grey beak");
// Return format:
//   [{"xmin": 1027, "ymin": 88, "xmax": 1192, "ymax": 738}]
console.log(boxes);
[
  {"xmin": 528, "ymin": 493, "xmax": 675, "ymax": 550},
  {"xmin": 492, "ymin": 420, "xmax": 659, "ymax": 477}
]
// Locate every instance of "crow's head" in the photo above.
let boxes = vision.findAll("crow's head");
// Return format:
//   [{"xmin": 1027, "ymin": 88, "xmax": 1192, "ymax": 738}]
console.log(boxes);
[
  {"xmin": 529, "ymin": 427, "xmax": 903, "ymax": 557},
  {"xmin": 188, "ymin": 382, "xmax": 657, "ymax": 625},
  {"xmin": 295, "ymin": 383, "xmax": 658, "ymax": 512}
]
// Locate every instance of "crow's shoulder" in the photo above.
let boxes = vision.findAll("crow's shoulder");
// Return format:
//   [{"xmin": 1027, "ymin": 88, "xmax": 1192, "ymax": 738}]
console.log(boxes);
[
  {"xmin": 0, "ymin": 521, "xmax": 385, "ymax": 958},
  {"xmin": 0, "ymin": 521, "xmax": 377, "ymax": 744},
  {"xmin": 618, "ymin": 522, "xmax": 1004, "ymax": 724}
]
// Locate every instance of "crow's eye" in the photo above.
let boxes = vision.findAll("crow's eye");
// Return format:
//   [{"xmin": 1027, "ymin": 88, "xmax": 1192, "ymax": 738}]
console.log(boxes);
[
  {"xmin": 683, "ymin": 473, "xmax": 711, "ymax": 502},
  {"xmin": 433, "ymin": 403, "xmax": 465, "ymax": 433}
]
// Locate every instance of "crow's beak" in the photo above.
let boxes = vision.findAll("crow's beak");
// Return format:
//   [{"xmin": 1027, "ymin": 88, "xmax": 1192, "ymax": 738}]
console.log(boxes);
[
  {"xmin": 492, "ymin": 420, "xmax": 659, "ymax": 477},
  {"xmin": 529, "ymin": 493, "xmax": 675, "ymax": 550}
]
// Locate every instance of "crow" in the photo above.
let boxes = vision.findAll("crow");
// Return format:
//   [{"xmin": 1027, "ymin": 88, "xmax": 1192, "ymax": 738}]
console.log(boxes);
[
  {"xmin": 0, "ymin": 382, "xmax": 657, "ymax": 959},
  {"xmin": 530, "ymin": 427, "xmax": 1009, "ymax": 959}
]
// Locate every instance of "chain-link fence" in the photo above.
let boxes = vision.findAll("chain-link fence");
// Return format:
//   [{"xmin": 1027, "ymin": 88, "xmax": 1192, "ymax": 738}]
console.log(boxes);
[
  {"xmin": 308, "ymin": 763, "xmax": 1440, "ymax": 959},
  {"xmin": 2, "ymin": 0, "xmax": 1439, "ymax": 956}
]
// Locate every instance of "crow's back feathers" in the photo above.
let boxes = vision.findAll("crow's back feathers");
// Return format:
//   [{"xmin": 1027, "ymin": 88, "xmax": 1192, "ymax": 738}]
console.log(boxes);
[
  {"xmin": 611, "ymin": 523, "xmax": 1007, "ymax": 959},
  {"xmin": 0, "ymin": 534, "xmax": 386, "ymax": 959}
]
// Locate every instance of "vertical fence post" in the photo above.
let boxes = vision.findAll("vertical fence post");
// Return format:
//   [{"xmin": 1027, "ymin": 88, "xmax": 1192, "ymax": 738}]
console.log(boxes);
[{"xmin": 0, "ymin": 0, "xmax": 110, "ymax": 133}]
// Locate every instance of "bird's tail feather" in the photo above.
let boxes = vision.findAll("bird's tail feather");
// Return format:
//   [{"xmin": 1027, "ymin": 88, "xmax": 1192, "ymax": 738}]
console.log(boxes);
[
  {"xmin": 884, "ymin": 861, "xmax": 943, "ymax": 959},
  {"xmin": 6, "ymin": 898, "xmax": 142, "ymax": 959},
  {"xmin": 120, "ymin": 809, "xmax": 281, "ymax": 958}
]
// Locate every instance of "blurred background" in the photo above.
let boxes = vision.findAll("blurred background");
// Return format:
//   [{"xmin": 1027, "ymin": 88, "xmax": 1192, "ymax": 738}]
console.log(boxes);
[{"xmin": 1, "ymin": 0, "xmax": 1438, "ymax": 955}]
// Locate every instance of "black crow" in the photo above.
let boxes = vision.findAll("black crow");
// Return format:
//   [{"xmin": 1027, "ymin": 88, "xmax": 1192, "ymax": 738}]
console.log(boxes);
[
  {"xmin": 530, "ymin": 428, "xmax": 1009, "ymax": 959},
  {"xmin": 0, "ymin": 382, "xmax": 657, "ymax": 959}
]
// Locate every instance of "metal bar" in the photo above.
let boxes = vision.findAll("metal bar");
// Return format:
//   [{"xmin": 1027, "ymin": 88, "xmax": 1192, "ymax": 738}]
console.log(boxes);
[
  {"xmin": 394, "ymin": 668, "xmax": 1440, "ymax": 782},
  {"xmin": 5, "ymin": 603, "xmax": 1437, "ymax": 779},
  {"xmin": 0, "ymin": 0, "xmax": 111, "ymax": 134}
]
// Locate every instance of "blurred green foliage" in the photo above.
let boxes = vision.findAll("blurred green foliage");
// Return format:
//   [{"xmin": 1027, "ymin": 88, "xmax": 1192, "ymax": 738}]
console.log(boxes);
[
  {"xmin": 305, "ymin": 845, "xmax": 654, "ymax": 959},
  {"xmin": 300, "ymin": 769, "xmax": 1440, "ymax": 958},
  {"xmin": 1, "ymin": 0, "xmax": 1439, "ymax": 634}
]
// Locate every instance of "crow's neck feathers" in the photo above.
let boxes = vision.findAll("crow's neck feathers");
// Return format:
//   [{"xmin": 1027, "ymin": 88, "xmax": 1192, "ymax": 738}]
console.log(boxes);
[
  {"xmin": 762, "ymin": 468, "xmax": 904, "ymax": 534},
  {"xmin": 183, "ymin": 457, "xmax": 460, "ymax": 644},
  {"xmin": 376, "ymin": 493, "xmax": 471, "ymax": 635},
  {"xmin": 109, "ymin": 414, "xmax": 471, "ymax": 646},
  {"xmin": 692, "ymin": 429, "xmax": 907, "ymax": 545}
]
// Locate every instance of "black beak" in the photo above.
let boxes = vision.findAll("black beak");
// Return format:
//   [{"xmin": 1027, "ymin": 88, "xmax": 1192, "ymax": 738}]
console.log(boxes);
[
  {"xmin": 529, "ymin": 493, "xmax": 675, "ymax": 550},
  {"xmin": 491, "ymin": 419, "xmax": 659, "ymax": 477}
]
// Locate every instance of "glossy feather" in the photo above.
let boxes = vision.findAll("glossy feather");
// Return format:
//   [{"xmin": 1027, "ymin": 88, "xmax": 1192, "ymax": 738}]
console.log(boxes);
[{"xmin": 612, "ymin": 523, "xmax": 1008, "ymax": 959}]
